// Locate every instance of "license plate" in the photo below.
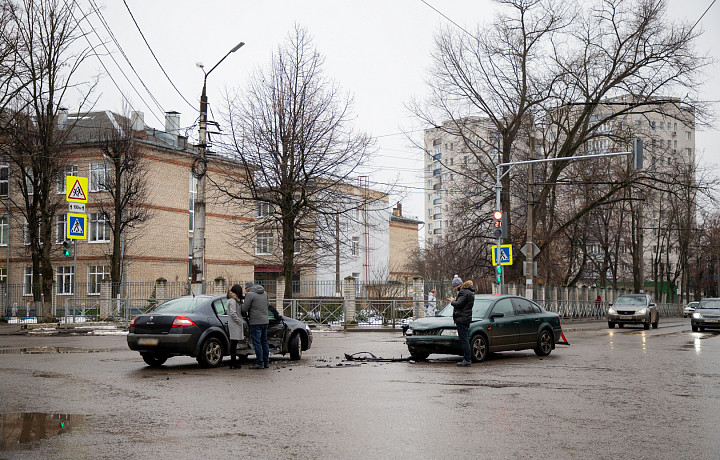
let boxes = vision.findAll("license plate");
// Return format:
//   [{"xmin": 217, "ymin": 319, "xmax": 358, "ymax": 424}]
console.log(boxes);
[
  {"xmin": 620, "ymin": 315, "xmax": 633, "ymax": 320},
  {"xmin": 706, "ymin": 319, "xmax": 719, "ymax": 323},
  {"xmin": 138, "ymin": 338, "xmax": 159, "ymax": 346}
]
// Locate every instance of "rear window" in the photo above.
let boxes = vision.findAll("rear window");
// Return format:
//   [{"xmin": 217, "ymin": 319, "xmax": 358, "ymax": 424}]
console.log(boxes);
[{"xmin": 151, "ymin": 297, "xmax": 205, "ymax": 313}]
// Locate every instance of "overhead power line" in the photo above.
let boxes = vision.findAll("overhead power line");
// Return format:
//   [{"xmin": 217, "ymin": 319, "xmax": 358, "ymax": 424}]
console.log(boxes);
[{"xmin": 121, "ymin": 0, "xmax": 197, "ymax": 112}]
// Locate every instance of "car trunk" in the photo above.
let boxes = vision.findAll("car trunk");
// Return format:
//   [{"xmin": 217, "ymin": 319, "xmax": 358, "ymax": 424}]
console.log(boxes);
[{"xmin": 133, "ymin": 314, "xmax": 177, "ymax": 334}]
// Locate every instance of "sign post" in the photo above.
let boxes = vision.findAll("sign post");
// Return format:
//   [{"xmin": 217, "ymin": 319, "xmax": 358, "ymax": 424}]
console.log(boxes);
[{"xmin": 65, "ymin": 176, "xmax": 88, "ymax": 310}]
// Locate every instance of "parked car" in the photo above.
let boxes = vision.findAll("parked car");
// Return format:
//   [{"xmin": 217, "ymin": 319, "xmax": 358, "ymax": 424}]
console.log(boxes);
[
  {"xmin": 127, "ymin": 294, "xmax": 313, "ymax": 367},
  {"xmin": 683, "ymin": 301, "xmax": 700, "ymax": 318},
  {"xmin": 606, "ymin": 294, "xmax": 659, "ymax": 330},
  {"xmin": 691, "ymin": 298, "xmax": 720, "ymax": 332},
  {"xmin": 404, "ymin": 294, "xmax": 566, "ymax": 362}
]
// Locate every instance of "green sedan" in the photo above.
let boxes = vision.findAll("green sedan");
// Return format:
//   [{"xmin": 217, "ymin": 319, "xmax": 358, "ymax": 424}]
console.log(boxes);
[{"xmin": 404, "ymin": 294, "xmax": 567, "ymax": 362}]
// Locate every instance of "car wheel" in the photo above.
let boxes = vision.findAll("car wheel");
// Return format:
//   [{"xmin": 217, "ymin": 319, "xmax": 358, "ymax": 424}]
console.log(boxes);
[
  {"xmin": 534, "ymin": 329, "xmax": 553, "ymax": 357},
  {"xmin": 140, "ymin": 352, "xmax": 168, "ymax": 367},
  {"xmin": 470, "ymin": 334, "xmax": 488, "ymax": 362},
  {"xmin": 407, "ymin": 346, "xmax": 429, "ymax": 361},
  {"xmin": 643, "ymin": 321, "xmax": 650, "ymax": 330},
  {"xmin": 289, "ymin": 333, "xmax": 302, "ymax": 360},
  {"xmin": 692, "ymin": 325, "xmax": 699, "ymax": 332},
  {"xmin": 608, "ymin": 321, "xmax": 615, "ymax": 329},
  {"xmin": 197, "ymin": 337, "xmax": 224, "ymax": 368}
]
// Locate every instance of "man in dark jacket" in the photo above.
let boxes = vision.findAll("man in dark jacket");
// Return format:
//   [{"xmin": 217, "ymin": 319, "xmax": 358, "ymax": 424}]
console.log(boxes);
[
  {"xmin": 242, "ymin": 281, "xmax": 270, "ymax": 369},
  {"xmin": 448, "ymin": 274, "xmax": 475, "ymax": 366}
]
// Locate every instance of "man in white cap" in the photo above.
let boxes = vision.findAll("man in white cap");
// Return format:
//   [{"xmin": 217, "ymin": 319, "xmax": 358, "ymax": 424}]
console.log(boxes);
[{"xmin": 447, "ymin": 274, "xmax": 475, "ymax": 366}]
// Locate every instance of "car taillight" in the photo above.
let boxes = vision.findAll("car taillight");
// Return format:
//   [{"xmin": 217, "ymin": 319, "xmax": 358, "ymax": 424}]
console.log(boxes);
[
  {"xmin": 171, "ymin": 316, "xmax": 196, "ymax": 328},
  {"xmin": 129, "ymin": 316, "xmax": 136, "ymax": 326}
]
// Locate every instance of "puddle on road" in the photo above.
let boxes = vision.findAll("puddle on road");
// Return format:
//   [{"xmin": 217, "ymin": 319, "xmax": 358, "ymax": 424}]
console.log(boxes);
[
  {"xmin": 0, "ymin": 413, "xmax": 85, "ymax": 450},
  {"xmin": 0, "ymin": 347, "xmax": 110, "ymax": 354}
]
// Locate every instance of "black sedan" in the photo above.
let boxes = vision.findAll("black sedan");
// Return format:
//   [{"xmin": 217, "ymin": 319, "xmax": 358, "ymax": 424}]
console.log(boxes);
[
  {"xmin": 404, "ymin": 294, "xmax": 567, "ymax": 362},
  {"xmin": 127, "ymin": 294, "xmax": 313, "ymax": 367},
  {"xmin": 691, "ymin": 298, "xmax": 720, "ymax": 332}
]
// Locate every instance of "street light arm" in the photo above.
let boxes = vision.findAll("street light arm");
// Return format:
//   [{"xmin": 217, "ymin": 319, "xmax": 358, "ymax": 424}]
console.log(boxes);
[{"xmin": 206, "ymin": 41, "xmax": 245, "ymax": 78}]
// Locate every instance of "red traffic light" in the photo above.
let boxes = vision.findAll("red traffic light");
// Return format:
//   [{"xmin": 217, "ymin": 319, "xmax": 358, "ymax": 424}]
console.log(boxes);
[{"xmin": 493, "ymin": 210, "xmax": 503, "ymax": 220}]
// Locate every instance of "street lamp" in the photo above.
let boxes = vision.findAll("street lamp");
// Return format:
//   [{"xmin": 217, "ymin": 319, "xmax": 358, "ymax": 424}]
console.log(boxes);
[{"xmin": 191, "ymin": 41, "xmax": 244, "ymax": 293}]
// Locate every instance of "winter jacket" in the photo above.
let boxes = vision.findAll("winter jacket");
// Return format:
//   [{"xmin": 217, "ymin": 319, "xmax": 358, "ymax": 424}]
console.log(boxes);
[
  {"xmin": 241, "ymin": 284, "xmax": 270, "ymax": 326},
  {"xmin": 227, "ymin": 291, "xmax": 245, "ymax": 341},
  {"xmin": 451, "ymin": 281, "xmax": 475, "ymax": 324}
]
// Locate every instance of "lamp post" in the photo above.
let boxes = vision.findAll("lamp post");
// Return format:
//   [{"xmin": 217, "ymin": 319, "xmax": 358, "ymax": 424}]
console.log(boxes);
[{"xmin": 191, "ymin": 41, "xmax": 244, "ymax": 294}]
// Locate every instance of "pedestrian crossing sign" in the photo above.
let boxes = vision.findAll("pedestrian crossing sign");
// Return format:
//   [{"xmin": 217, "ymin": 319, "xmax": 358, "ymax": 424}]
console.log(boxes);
[
  {"xmin": 66, "ymin": 213, "xmax": 87, "ymax": 240},
  {"xmin": 492, "ymin": 244, "xmax": 513, "ymax": 266},
  {"xmin": 66, "ymin": 176, "xmax": 88, "ymax": 203}
]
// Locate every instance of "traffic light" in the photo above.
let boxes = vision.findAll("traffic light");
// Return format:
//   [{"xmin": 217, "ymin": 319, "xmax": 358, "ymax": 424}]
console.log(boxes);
[
  {"xmin": 496, "ymin": 265, "xmax": 502, "ymax": 283},
  {"xmin": 62, "ymin": 240, "xmax": 71, "ymax": 257},
  {"xmin": 632, "ymin": 138, "xmax": 643, "ymax": 169},
  {"xmin": 492, "ymin": 210, "xmax": 507, "ymax": 239}
]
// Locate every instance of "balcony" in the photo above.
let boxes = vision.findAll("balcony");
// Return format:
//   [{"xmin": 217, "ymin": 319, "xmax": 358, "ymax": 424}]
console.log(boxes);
[
  {"xmin": 433, "ymin": 183, "xmax": 441, "ymax": 191},
  {"xmin": 433, "ymin": 213, "xmax": 442, "ymax": 220},
  {"xmin": 433, "ymin": 153, "xmax": 441, "ymax": 161},
  {"xmin": 433, "ymin": 198, "xmax": 442, "ymax": 205},
  {"xmin": 433, "ymin": 228, "xmax": 442, "ymax": 235},
  {"xmin": 432, "ymin": 168, "xmax": 441, "ymax": 176}
]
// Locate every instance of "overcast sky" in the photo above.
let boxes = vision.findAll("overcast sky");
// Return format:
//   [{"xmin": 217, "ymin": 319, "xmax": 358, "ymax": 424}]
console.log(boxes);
[{"xmin": 79, "ymin": 0, "xmax": 720, "ymax": 222}]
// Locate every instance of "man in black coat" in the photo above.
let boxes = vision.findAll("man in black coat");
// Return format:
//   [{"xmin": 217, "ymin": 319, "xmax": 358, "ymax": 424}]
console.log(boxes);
[{"xmin": 448, "ymin": 274, "xmax": 475, "ymax": 366}]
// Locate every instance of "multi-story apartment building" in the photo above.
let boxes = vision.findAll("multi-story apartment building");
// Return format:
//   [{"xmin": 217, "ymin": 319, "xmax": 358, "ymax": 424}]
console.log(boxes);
[{"xmin": 1, "ymin": 110, "xmax": 419, "ymax": 312}]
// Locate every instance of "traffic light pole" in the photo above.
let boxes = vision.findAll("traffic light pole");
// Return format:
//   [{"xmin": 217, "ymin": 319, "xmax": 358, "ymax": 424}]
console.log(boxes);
[{"xmin": 494, "ymin": 149, "xmax": 634, "ymax": 296}]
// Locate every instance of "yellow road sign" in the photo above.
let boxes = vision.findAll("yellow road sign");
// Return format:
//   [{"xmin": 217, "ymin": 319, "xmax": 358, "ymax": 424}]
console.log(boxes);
[
  {"xmin": 67, "ymin": 213, "xmax": 87, "ymax": 240},
  {"xmin": 66, "ymin": 176, "xmax": 88, "ymax": 203},
  {"xmin": 492, "ymin": 244, "xmax": 513, "ymax": 266}
]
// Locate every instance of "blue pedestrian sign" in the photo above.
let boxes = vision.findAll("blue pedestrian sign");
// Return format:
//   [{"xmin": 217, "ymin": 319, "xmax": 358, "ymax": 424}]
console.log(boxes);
[
  {"xmin": 67, "ymin": 213, "xmax": 87, "ymax": 240},
  {"xmin": 492, "ymin": 244, "xmax": 513, "ymax": 266}
]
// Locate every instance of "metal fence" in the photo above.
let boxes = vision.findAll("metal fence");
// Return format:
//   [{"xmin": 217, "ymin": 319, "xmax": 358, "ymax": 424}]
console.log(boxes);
[{"xmin": 283, "ymin": 298, "xmax": 415, "ymax": 328}]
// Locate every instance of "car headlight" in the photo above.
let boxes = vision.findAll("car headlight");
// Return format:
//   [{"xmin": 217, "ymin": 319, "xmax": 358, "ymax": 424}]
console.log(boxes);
[
  {"xmin": 693, "ymin": 312, "xmax": 703, "ymax": 319},
  {"xmin": 607, "ymin": 308, "xmax": 616, "ymax": 315},
  {"xmin": 405, "ymin": 328, "xmax": 413, "ymax": 336},
  {"xmin": 637, "ymin": 308, "xmax": 647, "ymax": 315},
  {"xmin": 440, "ymin": 329, "xmax": 458, "ymax": 336}
]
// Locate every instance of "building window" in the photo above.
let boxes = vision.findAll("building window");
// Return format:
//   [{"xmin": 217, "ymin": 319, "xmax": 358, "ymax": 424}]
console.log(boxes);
[
  {"xmin": 23, "ymin": 218, "xmax": 40, "ymax": 246},
  {"xmin": 256, "ymin": 232, "xmax": 273, "ymax": 255},
  {"xmin": 189, "ymin": 174, "xmax": 197, "ymax": 232},
  {"xmin": 88, "ymin": 265, "xmax": 110, "ymax": 295},
  {"xmin": 685, "ymin": 131, "xmax": 691, "ymax": 140},
  {"xmin": 25, "ymin": 170, "xmax": 34, "ymax": 196},
  {"xmin": 0, "ymin": 159, "xmax": 8, "ymax": 196},
  {"xmin": 650, "ymin": 121, "xmax": 656, "ymax": 130},
  {"xmin": 0, "ymin": 216, "xmax": 7, "ymax": 246},
  {"xmin": 257, "ymin": 202, "xmax": 273, "ymax": 218},
  {"xmin": 0, "ymin": 267, "xmax": 6, "ymax": 284},
  {"xmin": 56, "ymin": 266, "xmax": 74, "ymax": 295},
  {"xmin": 23, "ymin": 267, "xmax": 33, "ymax": 296},
  {"xmin": 685, "ymin": 148, "xmax": 692, "ymax": 157},
  {"xmin": 90, "ymin": 162, "xmax": 110, "ymax": 192},
  {"xmin": 351, "ymin": 236, "xmax": 360, "ymax": 256},
  {"xmin": 55, "ymin": 214, "xmax": 67, "ymax": 244},
  {"xmin": 56, "ymin": 165, "xmax": 78, "ymax": 194},
  {"xmin": 89, "ymin": 212, "xmax": 110, "ymax": 242}
]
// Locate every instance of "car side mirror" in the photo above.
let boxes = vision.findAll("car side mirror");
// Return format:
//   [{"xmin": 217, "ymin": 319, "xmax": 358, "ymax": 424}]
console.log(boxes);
[
  {"xmin": 490, "ymin": 312, "xmax": 504, "ymax": 318},
  {"xmin": 650, "ymin": 303, "xmax": 656, "ymax": 307}
]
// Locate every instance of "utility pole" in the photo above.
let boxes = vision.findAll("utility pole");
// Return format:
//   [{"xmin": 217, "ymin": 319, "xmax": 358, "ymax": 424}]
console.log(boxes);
[
  {"xmin": 525, "ymin": 133, "xmax": 535, "ymax": 300},
  {"xmin": 191, "ymin": 42, "xmax": 244, "ymax": 295}
]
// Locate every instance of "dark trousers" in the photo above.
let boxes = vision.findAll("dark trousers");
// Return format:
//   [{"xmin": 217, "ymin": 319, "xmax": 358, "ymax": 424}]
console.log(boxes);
[
  {"xmin": 456, "ymin": 322, "xmax": 472, "ymax": 362},
  {"xmin": 250, "ymin": 324, "xmax": 269, "ymax": 366},
  {"xmin": 229, "ymin": 339, "xmax": 238, "ymax": 366}
]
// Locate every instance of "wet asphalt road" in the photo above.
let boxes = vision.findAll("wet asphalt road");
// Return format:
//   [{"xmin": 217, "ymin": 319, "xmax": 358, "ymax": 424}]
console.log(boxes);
[{"xmin": 0, "ymin": 318, "xmax": 719, "ymax": 459}]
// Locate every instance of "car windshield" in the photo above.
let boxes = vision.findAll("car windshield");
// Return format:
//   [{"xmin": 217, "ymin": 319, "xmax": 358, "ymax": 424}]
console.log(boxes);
[
  {"xmin": 436, "ymin": 299, "xmax": 492, "ymax": 319},
  {"xmin": 150, "ymin": 297, "xmax": 205, "ymax": 313},
  {"xmin": 698, "ymin": 300, "xmax": 720, "ymax": 310},
  {"xmin": 614, "ymin": 296, "xmax": 647, "ymax": 306},
  {"xmin": 687, "ymin": 302, "xmax": 699, "ymax": 308}
]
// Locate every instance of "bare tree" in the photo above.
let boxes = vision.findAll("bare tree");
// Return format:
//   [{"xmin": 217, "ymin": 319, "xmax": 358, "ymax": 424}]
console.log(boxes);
[
  {"xmin": 217, "ymin": 25, "xmax": 376, "ymax": 298},
  {"xmin": 92, "ymin": 113, "xmax": 152, "ymax": 295},
  {"xmin": 416, "ymin": 0, "xmax": 709, "ymax": 289},
  {"xmin": 1, "ymin": 0, "xmax": 95, "ymax": 321}
]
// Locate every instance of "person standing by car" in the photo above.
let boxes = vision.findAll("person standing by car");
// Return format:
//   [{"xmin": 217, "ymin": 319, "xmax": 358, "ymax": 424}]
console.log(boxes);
[
  {"xmin": 227, "ymin": 284, "xmax": 245, "ymax": 369},
  {"xmin": 425, "ymin": 288, "xmax": 437, "ymax": 317},
  {"xmin": 242, "ymin": 281, "xmax": 270, "ymax": 369},
  {"xmin": 448, "ymin": 275, "xmax": 475, "ymax": 367}
]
